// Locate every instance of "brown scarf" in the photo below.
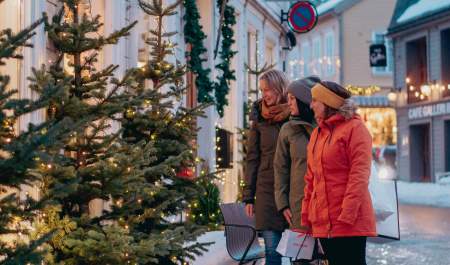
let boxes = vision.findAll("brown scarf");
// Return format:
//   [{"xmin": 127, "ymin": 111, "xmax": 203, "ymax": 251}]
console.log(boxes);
[{"xmin": 261, "ymin": 100, "xmax": 290, "ymax": 123}]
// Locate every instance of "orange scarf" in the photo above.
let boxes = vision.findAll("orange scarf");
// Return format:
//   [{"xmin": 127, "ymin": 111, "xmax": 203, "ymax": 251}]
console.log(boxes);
[{"xmin": 261, "ymin": 100, "xmax": 290, "ymax": 123}]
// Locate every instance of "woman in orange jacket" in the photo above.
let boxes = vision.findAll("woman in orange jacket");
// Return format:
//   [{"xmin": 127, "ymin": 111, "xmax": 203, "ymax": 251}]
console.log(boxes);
[{"xmin": 301, "ymin": 81, "xmax": 376, "ymax": 265}]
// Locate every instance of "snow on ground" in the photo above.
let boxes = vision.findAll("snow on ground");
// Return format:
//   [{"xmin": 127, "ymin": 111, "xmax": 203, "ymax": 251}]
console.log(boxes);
[
  {"xmin": 191, "ymin": 231, "xmax": 292, "ymax": 265},
  {"xmin": 397, "ymin": 181, "xmax": 450, "ymax": 208},
  {"xmin": 194, "ymin": 203, "xmax": 450, "ymax": 265},
  {"xmin": 397, "ymin": 0, "xmax": 450, "ymax": 23}
]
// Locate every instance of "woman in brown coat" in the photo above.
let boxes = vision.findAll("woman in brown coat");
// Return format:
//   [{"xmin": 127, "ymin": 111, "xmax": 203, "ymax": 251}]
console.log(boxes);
[{"xmin": 243, "ymin": 69, "xmax": 290, "ymax": 265}]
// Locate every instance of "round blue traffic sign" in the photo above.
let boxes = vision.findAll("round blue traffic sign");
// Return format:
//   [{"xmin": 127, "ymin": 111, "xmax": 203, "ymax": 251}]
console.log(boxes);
[{"xmin": 287, "ymin": 1, "xmax": 318, "ymax": 33}]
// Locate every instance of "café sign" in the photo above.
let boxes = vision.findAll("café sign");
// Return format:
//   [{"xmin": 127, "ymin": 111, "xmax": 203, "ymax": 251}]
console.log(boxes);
[{"xmin": 408, "ymin": 102, "xmax": 450, "ymax": 120}]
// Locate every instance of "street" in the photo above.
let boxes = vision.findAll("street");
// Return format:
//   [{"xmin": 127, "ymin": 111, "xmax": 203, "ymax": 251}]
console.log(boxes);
[
  {"xmin": 367, "ymin": 204, "xmax": 450, "ymax": 265},
  {"xmin": 194, "ymin": 203, "xmax": 450, "ymax": 265}
]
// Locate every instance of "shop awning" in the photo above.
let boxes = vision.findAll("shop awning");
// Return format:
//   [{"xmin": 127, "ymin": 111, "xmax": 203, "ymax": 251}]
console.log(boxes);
[{"xmin": 353, "ymin": 96, "xmax": 392, "ymax": 107}]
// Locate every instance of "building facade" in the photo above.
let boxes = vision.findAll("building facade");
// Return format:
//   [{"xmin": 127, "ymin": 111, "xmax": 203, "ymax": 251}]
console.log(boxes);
[
  {"xmin": 388, "ymin": 0, "xmax": 450, "ymax": 182},
  {"xmin": 295, "ymin": 0, "xmax": 397, "ymax": 150}
]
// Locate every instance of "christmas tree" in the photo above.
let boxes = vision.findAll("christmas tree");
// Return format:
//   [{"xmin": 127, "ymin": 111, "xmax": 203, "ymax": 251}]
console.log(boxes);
[
  {"xmin": 188, "ymin": 166, "xmax": 223, "ymax": 231},
  {"xmin": 25, "ymin": 1, "xmax": 152, "ymax": 263},
  {"xmin": 116, "ymin": 0, "xmax": 216, "ymax": 263},
  {"xmin": 0, "ymin": 4, "xmax": 61, "ymax": 263}
]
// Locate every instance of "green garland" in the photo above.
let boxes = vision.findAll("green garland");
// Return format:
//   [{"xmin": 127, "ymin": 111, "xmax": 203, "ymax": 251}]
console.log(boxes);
[
  {"xmin": 183, "ymin": 0, "xmax": 214, "ymax": 103},
  {"xmin": 214, "ymin": 0, "xmax": 236, "ymax": 117},
  {"xmin": 183, "ymin": 0, "xmax": 236, "ymax": 117}
]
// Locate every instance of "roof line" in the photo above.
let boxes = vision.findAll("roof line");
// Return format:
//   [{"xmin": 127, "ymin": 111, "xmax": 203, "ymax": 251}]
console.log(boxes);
[{"xmin": 388, "ymin": 9, "xmax": 450, "ymax": 36}]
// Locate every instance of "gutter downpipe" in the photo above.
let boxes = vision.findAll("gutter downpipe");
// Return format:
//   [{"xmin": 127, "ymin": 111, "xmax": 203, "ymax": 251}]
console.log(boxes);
[{"xmin": 338, "ymin": 13, "xmax": 344, "ymax": 85}]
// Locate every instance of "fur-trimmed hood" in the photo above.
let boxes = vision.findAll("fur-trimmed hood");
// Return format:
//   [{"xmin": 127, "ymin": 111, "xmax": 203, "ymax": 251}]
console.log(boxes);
[{"xmin": 337, "ymin": 98, "xmax": 358, "ymax": 120}]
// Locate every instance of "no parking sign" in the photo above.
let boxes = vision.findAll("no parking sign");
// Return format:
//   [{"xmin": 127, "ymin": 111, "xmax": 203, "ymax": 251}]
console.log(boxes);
[{"xmin": 286, "ymin": 1, "xmax": 318, "ymax": 33}]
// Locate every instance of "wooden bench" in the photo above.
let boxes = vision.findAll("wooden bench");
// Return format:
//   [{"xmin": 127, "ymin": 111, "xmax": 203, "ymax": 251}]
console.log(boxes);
[{"xmin": 219, "ymin": 203, "xmax": 265, "ymax": 265}]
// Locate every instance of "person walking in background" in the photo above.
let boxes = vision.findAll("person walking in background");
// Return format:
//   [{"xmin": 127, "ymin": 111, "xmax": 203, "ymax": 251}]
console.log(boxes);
[
  {"xmin": 243, "ymin": 69, "xmax": 291, "ymax": 265},
  {"xmin": 274, "ymin": 76, "xmax": 319, "ymax": 265},
  {"xmin": 301, "ymin": 81, "xmax": 377, "ymax": 265}
]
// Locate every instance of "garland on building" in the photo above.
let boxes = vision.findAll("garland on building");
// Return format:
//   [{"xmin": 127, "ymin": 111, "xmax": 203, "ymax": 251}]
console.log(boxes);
[
  {"xmin": 183, "ymin": 0, "xmax": 236, "ymax": 117},
  {"xmin": 183, "ymin": 0, "xmax": 214, "ymax": 103},
  {"xmin": 213, "ymin": 0, "xmax": 236, "ymax": 117}
]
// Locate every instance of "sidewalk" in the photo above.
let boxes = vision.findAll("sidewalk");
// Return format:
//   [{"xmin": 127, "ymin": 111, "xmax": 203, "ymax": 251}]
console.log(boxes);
[{"xmin": 192, "ymin": 231, "xmax": 291, "ymax": 265}]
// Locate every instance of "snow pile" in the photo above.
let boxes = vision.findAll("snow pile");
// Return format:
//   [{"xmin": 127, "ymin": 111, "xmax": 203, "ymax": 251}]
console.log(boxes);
[
  {"xmin": 316, "ymin": 0, "xmax": 344, "ymax": 15},
  {"xmin": 439, "ymin": 176, "xmax": 450, "ymax": 185},
  {"xmin": 397, "ymin": 0, "xmax": 450, "ymax": 23},
  {"xmin": 397, "ymin": 181, "xmax": 450, "ymax": 208}
]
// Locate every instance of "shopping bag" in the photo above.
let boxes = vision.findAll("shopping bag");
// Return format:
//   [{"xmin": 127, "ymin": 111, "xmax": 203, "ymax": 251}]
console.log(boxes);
[
  {"xmin": 276, "ymin": 229, "xmax": 315, "ymax": 260},
  {"xmin": 368, "ymin": 163, "xmax": 400, "ymax": 242}
]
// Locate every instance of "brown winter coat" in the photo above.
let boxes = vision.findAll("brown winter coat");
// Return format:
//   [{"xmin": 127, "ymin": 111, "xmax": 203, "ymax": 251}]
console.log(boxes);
[
  {"xmin": 274, "ymin": 117, "xmax": 313, "ymax": 229},
  {"xmin": 243, "ymin": 100, "xmax": 288, "ymax": 231},
  {"xmin": 301, "ymin": 114, "xmax": 377, "ymax": 238}
]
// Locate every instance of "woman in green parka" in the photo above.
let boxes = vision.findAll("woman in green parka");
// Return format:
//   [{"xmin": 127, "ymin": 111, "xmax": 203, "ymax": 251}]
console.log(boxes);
[{"xmin": 274, "ymin": 76, "xmax": 320, "ymax": 230}]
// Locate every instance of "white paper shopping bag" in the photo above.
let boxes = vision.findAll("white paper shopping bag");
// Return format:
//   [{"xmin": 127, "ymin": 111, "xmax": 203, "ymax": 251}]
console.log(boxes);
[{"xmin": 276, "ymin": 229, "xmax": 315, "ymax": 260}]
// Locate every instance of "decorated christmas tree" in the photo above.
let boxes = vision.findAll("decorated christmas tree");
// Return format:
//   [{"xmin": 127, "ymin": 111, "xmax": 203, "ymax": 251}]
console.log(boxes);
[
  {"xmin": 0, "ymin": 4, "xmax": 59, "ymax": 263},
  {"xmin": 188, "ymin": 167, "xmax": 223, "ymax": 231},
  {"xmin": 116, "ymin": 0, "xmax": 216, "ymax": 263},
  {"xmin": 26, "ymin": 1, "xmax": 151, "ymax": 263}
]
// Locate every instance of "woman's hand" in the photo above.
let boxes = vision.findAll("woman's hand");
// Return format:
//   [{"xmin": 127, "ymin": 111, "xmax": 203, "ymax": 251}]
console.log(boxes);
[{"xmin": 283, "ymin": 208, "xmax": 293, "ymax": 227}]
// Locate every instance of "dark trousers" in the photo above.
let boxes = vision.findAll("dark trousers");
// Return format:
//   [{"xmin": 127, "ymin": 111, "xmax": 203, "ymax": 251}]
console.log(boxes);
[{"xmin": 319, "ymin": 237, "xmax": 367, "ymax": 265}]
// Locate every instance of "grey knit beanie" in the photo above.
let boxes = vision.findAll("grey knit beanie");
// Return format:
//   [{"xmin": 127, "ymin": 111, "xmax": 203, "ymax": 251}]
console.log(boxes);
[{"xmin": 287, "ymin": 76, "xmax": 321, "ymax": 105}]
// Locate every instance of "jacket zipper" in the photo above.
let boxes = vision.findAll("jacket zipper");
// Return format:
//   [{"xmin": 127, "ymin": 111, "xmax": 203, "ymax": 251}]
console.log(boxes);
[{"xmin": 323, "ymin": 125, "xmax": 333, "ymax": 238}]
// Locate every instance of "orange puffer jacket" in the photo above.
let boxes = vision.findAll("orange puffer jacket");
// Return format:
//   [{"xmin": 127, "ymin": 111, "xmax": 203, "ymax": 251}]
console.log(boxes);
[{"xmin": 301, "ymin": 114, "xmax": 377, "ymax": 238}]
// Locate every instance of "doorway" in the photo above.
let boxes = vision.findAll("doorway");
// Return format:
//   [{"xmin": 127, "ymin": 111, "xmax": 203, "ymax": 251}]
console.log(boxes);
[
  {"xmin": 445, "ymin": 121, "xmax": 450, "ymax": 171},
  {"xmin": 409, "ymin": 124, "xmax": 431, "ymax": 182}
]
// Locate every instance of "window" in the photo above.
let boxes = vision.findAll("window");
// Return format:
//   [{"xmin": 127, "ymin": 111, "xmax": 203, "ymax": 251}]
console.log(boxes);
[
  {"xmin": 216, "ymin": 127, "xmax": 233, "ymax": 169},
  {"xmin": 312, "ymin": 37, "xmax": 322, "ymax": 76},
  {"xmin": 265, "ymin": 41, "xmax": 274, "ymax": 65},
  {"xmin": 301, "ymin": 42, "xmax": 311, "ymax": 76},
  {"xmin": 247, "ymin": 31, "xmax": 258, "ymax": 100},
  {"xmin": 441, "ymin": 28, "xmax": 450, "ymax": 98},
  {"xmin": 372, "ymin": 32, "xmax": 393, "ymax": 75},
  {"xmin": 325, "ymin": 32, "xmax": 335, "ymax": 76},
  {"xmin": 406, "ymin": 37, "xmax": 428, "ymax": 104},
  {"xmin": 290, "ymin": 61, "xmax": 300, "ymax": 79}
]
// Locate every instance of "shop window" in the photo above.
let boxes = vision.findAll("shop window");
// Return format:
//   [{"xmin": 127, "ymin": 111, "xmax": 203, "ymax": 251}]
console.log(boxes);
[
  {"xmin": 216, "ymin": 127, "xmax": 233, "ymax": 169},
  {"xmin": 406, "ymin": 37, "xmax": 428, "ymax": 104},
  {"xmin": 357, "ymin": 107, "xmax": 397, "ymax": 147},
  {"xmin": 441, "ymin": 28, "xmax": 450, "ymax": 98}
]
